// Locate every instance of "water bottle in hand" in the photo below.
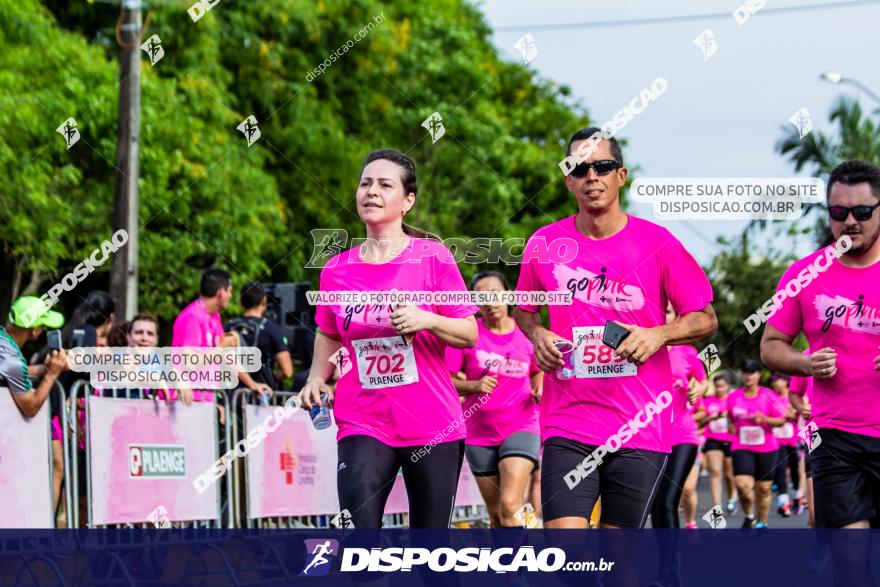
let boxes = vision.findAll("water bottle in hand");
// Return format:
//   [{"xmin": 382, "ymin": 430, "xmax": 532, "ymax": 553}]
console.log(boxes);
[{"xmin": 310, "ymin": 392, "xmax": 332, "ymax": 430}]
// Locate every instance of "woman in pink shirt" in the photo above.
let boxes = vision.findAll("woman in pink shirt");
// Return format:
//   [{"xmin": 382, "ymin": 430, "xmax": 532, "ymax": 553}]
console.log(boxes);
[
  {"xmin": 446, "ymin": 271, "xmax": 542, "ymax": 528},
  {"xmin": 727, "ymin": 360, "xmax": 786, "ymax": 528},
  {"xmin": 769, "ymin": 373, "xmax": 802, "ymax": 517},
  {"xmin": 694, "ymin": 372, "xmax": 738, "ymax": 514},
  {"xmin": 299, "ymin": 149, "xmax": 478, "ymax": 528}
]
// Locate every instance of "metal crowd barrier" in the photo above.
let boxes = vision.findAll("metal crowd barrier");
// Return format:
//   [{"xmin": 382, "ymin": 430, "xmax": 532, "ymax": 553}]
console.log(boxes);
[
  {"xmin": 229, "ymin": 389, "xmax": 326, "ymax": 529},
  {"xmin": 67, "ymin": 381, "xmax": 227, "ymax": 529},
  {"xmin": 56, "ymin": 382, "xmax": 488, "ymax": 530}
]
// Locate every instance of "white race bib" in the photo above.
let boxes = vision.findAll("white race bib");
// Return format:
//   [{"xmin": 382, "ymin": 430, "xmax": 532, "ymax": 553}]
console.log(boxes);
[
  {"xmin": 709, "ymin": 417, "xmax": 728, "ymax": 434},
  {"xmin": 572, "ymin": 326, "xmax": 637, "ymax": 379},
  {"xmin": 774, "ymin": 422, "xmax": 795, "ymax": 439},
  {"xmin": 352, "ymin": 337, "xmax": 418, "ymax": 389},
  {"xmin": 739, "ymin": 426, "xmax": 766, "ymax": 446}
]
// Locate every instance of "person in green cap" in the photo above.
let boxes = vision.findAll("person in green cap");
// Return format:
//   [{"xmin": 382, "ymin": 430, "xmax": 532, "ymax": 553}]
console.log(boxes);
[{"xmin": 1, "ymin": 296, "xmax": 68, "ymax": 417}]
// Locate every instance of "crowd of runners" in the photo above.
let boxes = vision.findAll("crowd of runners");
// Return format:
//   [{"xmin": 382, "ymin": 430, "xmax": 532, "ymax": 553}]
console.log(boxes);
[
  {"xmin": 297, "ymin": 131, "xmax": 880, "ymax": 543},
  {"xmin": 5, "ymin": 129, "xmax": 878, "ymax": 547}
]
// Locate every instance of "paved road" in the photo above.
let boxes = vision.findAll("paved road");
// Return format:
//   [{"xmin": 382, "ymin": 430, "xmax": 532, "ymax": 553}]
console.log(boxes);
[{"xmin": 688, "ymin": 467, "xmax": 810, "ymax": 529}]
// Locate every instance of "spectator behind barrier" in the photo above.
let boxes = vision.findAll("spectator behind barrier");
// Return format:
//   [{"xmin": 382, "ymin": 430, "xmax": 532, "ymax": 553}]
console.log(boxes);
[
  {"xmin": 58, "ymin": 291, "xmax": 116, "ymax": 393},
  {"xmin": 225, "ymin": 281, "xmax": 293, "ymax": 392},
  {"xmin": 1, "ymin": 296, "xmax": 68, "ymax": 417}
]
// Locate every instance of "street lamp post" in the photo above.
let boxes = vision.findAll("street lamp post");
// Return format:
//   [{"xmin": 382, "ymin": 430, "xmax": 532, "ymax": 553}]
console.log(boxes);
[{"xmin": 820, "ymin": 71, "xmax": 880, "ymax": 105}]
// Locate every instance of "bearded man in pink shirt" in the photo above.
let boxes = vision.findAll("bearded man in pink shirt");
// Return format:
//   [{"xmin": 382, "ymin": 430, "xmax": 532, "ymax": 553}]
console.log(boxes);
[
  {"xmin": 762, "ymin": 160, "xmax": 880, "ymax": 531},
  {"xmin": 514, "ymin": 127, "xmax": 718, "ymax": 532}
]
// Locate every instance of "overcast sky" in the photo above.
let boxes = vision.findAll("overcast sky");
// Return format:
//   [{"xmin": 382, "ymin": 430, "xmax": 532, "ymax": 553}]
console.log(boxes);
[{"xmin": 477, "ymin": 0, "xmax": 880, "ymax": 264}]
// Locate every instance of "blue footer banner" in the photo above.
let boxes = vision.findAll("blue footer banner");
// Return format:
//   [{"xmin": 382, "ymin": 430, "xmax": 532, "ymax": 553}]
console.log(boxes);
[{"xmin": 1, "ymin": 529, "xmax": 878, "ymax": 586}]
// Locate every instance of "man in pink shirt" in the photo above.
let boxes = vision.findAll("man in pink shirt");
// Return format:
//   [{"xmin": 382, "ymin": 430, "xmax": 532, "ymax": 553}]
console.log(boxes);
[
  {"xmin": 172, "ymin": 268, "xmax": 270, "ymax": 413},
  {"xmin": 514, "ymin": 127, "xmax": 718, "ymax": 530},
  {"xmin": 761, "ymin": 160, "xmax": 880, "ymax": 531}
]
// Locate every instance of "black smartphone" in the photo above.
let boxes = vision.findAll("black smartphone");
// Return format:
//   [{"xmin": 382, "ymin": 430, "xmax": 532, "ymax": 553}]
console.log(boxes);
[
  {"xmin": 602, "ymin": 321, "xmax": 630, "ymax": 350},
  {"xmin": 71, "ymin": 328, "xmax": 85, "ymax": 348},
  {"xmin": 47, "ymin": 329, "xmax": 63, "ymax": 352}
]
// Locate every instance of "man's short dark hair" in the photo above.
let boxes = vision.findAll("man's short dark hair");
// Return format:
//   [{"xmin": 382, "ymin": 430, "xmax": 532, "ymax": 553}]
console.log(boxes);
[
  {"xmin": 827, "ymin": 160, "xmax": 880, "ymax": 201},
  {"xmin": 200, "ymin": 268, "xmax": 231, "ymax": 297},
  {"xmin": 565, "ymin": 126, "xmax": 624, "ymax": 165},
  {"xmin": 240, "ymin": 281, "xmax": 267, "ymax": 310}
]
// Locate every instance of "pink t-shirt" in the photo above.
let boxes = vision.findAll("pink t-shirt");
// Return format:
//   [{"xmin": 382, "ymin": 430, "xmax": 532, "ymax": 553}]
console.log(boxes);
[
  {"xmin": 768, "ymin": 247, "xmax": 880, "ymax": 438},
  {"xmin": 516, "ymin": 215, "xmax": 714, "ymax": 453},
  {"xmin": 316, "ymin": 238, "xmax": 478, "ymax": 447},
  {"xmin": 445, "ymin": 321, "xmax": 540, "ymax": 446},
  {"xmin": 699, "ymin": 394, "xmax": 734, "ymax": 442},
  {"xmin": 667, "ymin": 345, "xmax": 707, "ymax": 446},
  {"xmin": 171, "ymin": 299, "xmax": 225, "ymax": 402},
  {"xmin": 727, "ymin": 387, "xmax": 784, "ymax": 453},
  {"xmin": 771, "ymin": 392, "xmax": 798, "ymax": 447}
]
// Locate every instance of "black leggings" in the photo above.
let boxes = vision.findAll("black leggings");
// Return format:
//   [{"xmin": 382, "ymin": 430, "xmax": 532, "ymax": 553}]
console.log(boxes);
[
  {"xmin": 337, "ymin": 435, "xmax": 464, "ymax": 528},
  {"xmin": 651, "ymin": 443, "xmax": 698, "ymax": 528},
  {"xmin": 773, "ymin": 444, "xmax": 801, "ymax": 493}
]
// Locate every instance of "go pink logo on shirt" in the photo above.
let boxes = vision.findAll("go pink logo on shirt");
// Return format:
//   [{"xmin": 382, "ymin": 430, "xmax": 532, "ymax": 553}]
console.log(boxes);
[
  {"xmin": 476, "ymin": 349, "xmax": 530, "ymax": 378},
  {"xmin": 815, "ymin": 293, "xmax": 880, "ymax": 334},
  {"xmin": 553, "ymin": 264, "xmax": 646, "ymax": 310}
]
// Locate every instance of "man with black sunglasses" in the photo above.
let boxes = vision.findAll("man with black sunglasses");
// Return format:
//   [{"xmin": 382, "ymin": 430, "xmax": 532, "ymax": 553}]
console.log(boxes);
[
  {"xmin": 761, "ymin": 160, "xmax": 880, "ymax": 533},
  {"xmin": 514, "ymin": 127, "xmax": 718, "ymax": 532}
]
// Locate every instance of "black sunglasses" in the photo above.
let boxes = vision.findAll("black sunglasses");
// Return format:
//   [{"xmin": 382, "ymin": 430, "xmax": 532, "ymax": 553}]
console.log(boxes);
[
  {"xmin": 828, "ymin": 202, "xmax": 880, "ymax": 222},
  {"xmin": 569, "ymin": 159, "xmax": 621, "ymax": 178}
]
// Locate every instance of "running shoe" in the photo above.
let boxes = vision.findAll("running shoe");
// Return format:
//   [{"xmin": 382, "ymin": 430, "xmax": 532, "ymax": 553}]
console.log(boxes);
[
  {"xmin": 754, "ymin": 521, "xmax": 768, "ymax": 529},
  {"xmin": 778, "ymin": 503, "xmax": 792, "ymax": 517},
  {"xmin": 808, "ymin": 543, "xmax": 830, "ymax": 574},
  {"xmin": 794, "ymin": 497, "xmax": 807, "ymax": 515},
  {"xmin": 685, "ymin": 522, "xmax": 697, "ymax": 529},
  {"xmin": 741, "ymin": 516, "xmax": 755, "ymax": 529},
  {"xmin": 726, "ymin": 499, "xmax": 737, "ymax": 514}
]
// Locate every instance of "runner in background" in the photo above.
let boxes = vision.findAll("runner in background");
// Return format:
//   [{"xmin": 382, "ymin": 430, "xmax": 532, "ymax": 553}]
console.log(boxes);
[
  {"xmin": 789, "ymin": 368, "xmax": 813, "ymax": 520},
  {"xmin": 300, "ymin": 149, "xmax": 478, "ymax": 528},
  {"xmin": 790, "ymin": 368, "xmax": 829, "ymax": 571},
  {"xmin": 762, "ymin": 161, "xmax": 880, "ymax": 537},
  {"xmin": 680, "ymin": 447, "xmax": 702, "ymax": 529},
  {"xmin": 515, "ymin": 128, "xmax": 718, "ymax": 535},
  {"xmin": 651, "ymin": 303, "xmax": 708, "ymax": 529},
  {"xmin": 446, "ymin": 271, "xmax": 542, "ymax": 528},
  {"xmin": 695, "ymin": 372, "xmax": 738, "ymax": 514},
  {"xmin": 768, "ymin": 373, "xmax": 801, "ymax": 517},
  {"xmin": 727, "ymin": 360, "xmax": 786, "ymax": 528}
]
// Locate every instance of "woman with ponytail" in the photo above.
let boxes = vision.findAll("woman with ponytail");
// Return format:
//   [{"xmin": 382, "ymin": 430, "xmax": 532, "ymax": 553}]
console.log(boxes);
[{"xmin": 299, "ymin": 149, "xmax": 478, "ymax": 528}]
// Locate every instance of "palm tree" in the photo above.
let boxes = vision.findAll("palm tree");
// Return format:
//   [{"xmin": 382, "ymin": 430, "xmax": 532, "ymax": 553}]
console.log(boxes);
[{"xmin": 745, "ymin": 96, "xmax": 880, "ymax": 246}]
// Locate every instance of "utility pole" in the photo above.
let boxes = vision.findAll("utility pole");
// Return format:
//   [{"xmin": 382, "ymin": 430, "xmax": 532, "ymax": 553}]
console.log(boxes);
[{"xmin": 111, "ymin": 0, "xmax": 141, "ymax": 319}]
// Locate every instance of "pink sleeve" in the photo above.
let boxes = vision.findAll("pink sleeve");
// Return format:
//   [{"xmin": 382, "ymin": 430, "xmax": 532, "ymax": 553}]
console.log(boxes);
[
  {"xmin": 445, "ymin": 346, "xmax": 465, "ymax": 373},
  {"xmin": 432, "ymin": 246, "xmax": 478, "ymax": 319},
  {"xmin": 515, "ymin": 235, "xmax": 543, "ymax": 314},
  {"xmin": 789, "ymin": 375, "xmax": 807, "ymax": 396},
  {"xmin": 767, "ymin": 263, "xmax": 804, "ymax": 336},
  {"xmin": 687, "ymin": 348, "xmax": 707, "ymax": 382},
  {"xmin": 529, "ymin": 353, "xmax": 541, "ymax": 376},
  {"xmin": 662, "ymin": 236, "xmax": 714, "ymax": 316},
  {"xmin": 315, "ymin": 267, "xmax": 340, "ymax": 337}
]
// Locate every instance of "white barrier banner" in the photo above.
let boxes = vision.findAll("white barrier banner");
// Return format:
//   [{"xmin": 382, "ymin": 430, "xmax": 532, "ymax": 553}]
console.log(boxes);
[
  {"xmin": 88, "ymin": 396, "xmax": 218, "ymax": 525},
  {"xmin": 243, "ymin": 403, "xmax": 485, "ymax": 518},
  {"xmin": 244, "ymin": 404, "xmax": 339, "ymax": 518},
  {"xmin": 0, "ymin": 387, "xmax": 53, "ymax": 528}
]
